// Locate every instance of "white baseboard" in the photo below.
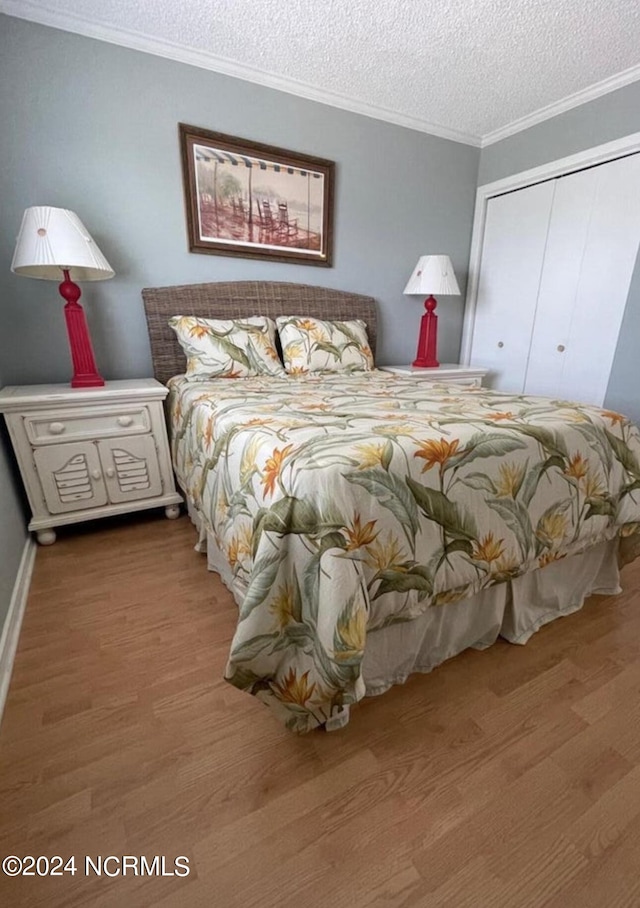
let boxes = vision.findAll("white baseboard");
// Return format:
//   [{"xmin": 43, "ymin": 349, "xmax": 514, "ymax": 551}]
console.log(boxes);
[{"xmin": 0, "ymin": 538, "xmax": 36, "ymax": 727}]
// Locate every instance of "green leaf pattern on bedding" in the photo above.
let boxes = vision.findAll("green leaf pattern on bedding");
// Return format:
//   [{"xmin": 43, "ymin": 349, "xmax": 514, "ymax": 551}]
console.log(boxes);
[
  {"xmin": 276, "ymin": 316, "xmax": 374, "ymax": 373},
  {"xmin": 169, "ymin": 315, "xmax": 285, "ymax": 379},
  {"xmin": 168, "ymin": 372, "xmax": 640, "ymax": 732}
]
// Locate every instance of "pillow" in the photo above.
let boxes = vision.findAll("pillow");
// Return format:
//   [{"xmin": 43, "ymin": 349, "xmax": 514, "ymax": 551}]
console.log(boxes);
[
  {"xmin": 169, "ymin": 316, "xmax": 285, "ymax": 379},
  {"xmin": 276, "ymin": 316, "xmax": 374, "ymax": 374}
]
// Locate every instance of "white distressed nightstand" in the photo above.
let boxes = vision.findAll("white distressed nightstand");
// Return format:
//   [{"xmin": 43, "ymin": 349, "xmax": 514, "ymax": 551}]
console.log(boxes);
[
  {"xmin": 379, "ymin": 364, "xmax": 488, "ymax": 387},
  {"xmin": 0, "ymin": 379, "xmax": 182, "ymax": 544}
]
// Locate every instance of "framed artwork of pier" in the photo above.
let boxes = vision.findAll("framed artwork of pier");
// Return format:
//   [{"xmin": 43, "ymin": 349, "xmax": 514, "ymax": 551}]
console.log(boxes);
[{"xmin": 179, "ymin": 124, "xmax": 335, "ymax": 266}]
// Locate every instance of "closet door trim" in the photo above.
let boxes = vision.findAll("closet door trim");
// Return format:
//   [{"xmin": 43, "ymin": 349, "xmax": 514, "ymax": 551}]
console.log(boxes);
[{"xmin": 461, "ymin": 130, "xmax": 640, "ymax": 364}]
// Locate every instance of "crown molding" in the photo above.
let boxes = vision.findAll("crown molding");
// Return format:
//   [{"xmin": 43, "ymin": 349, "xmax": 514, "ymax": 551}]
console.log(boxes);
[
  {"xmin": 0, "ymin": 2, "xmax": 482, "ymax": 147},
  {"xmin": 481, "ymin": 63, "xmax": 640, "ymax": 147},
  {"xmin": 6, "ymin": 1, "xmax": 639, "ymax": 150}
]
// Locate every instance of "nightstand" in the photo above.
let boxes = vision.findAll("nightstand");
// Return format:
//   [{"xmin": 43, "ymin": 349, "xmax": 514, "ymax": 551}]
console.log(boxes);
[
  {"xmin": 379, "ymin": 364, "xmax": 488, "ymax": 388},
  {"xmin": 0, "ymin": 379, "xmax": 182, "ymax": 544}
]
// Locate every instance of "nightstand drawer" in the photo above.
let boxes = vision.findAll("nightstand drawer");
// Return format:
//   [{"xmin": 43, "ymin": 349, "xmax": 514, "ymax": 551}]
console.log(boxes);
[{"xmin": 24, "ymin": 405, "xmax": 151, "ymax": 445}]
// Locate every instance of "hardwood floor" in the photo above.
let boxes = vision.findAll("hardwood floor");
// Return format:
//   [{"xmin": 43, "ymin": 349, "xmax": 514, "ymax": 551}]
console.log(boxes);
[{"xmin": 1, "ymin": 512, "xmax": 640, "ymax": 907}]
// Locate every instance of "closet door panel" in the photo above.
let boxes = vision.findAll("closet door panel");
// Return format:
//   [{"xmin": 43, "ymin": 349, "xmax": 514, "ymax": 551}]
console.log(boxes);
[
  {"xmin": 560, "ymin": 153, "xmax": 640, "ymax": 406},
  {"xmin": 469, "ymin": 180, "xmax": 555, "ymax": 392},
  {"xmin": 523, "ymin": 168, "xmax": 598, "ymax": 399}
]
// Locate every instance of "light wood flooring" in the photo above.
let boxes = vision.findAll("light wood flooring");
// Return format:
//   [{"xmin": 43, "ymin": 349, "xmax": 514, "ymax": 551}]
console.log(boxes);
[{"xmin": 1, "ymin": 512, "xmax": 640, "ymax": 907}]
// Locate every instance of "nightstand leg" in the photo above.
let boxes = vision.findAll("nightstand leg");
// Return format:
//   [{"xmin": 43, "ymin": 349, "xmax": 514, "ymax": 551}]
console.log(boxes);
[
  {"xmin": 165, "ymin": 505, "xmax": 180, "ymax": 520},
  {"xmin": 36, "ymin": 528, "xmax": 57, "ymax": 545}
]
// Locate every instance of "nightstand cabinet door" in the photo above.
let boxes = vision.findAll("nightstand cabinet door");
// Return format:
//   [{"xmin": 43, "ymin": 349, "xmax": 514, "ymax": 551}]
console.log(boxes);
[
  {"xmin": 33, "ymin": 442, "xmax": 108, "ymax": 514},
  {"xmin": 99, "ymin": 436, "xmax": 162, "ymax": 503}
]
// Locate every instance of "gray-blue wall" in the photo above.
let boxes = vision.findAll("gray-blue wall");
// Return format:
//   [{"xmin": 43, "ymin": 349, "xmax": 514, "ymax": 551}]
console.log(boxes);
[
  {"xmin": 0, "ymin": 15, "xmax": 480, "ymax": 622},
  {"xmin": 0, "ymin": 16, "xmax": 479, "ymax": 383},
  {"xmin": 0, "ymin": 100, "xmax": 29, "ymax": 629},
  {"xmin": 479, "ymin": 81, "xmax": 640, "ymax": 424},
  {"xmin": 0, "ymin": 400, "xmax": 28, "ymax": 632}
]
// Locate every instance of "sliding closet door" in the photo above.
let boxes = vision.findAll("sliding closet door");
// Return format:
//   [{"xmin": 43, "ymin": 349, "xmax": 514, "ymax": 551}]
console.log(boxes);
[
  {"xmin": 522, "ymin": 167, "xmax": 598, "ymax": 399},
  {"xmin": 525, "ymin": 153, "xmax": 640, "ymax": 405},
  {"xmin": 558, "ymin": 153, "xmax": 640, "ymax": 406},
  {"xmin": 469, "ymin": 180, "xmax": 555, "ymax": 392}
]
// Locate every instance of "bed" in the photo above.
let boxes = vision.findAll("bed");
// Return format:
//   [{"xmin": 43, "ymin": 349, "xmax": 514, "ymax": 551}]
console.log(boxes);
[{"xmin": 143, "ymin": 280, "xmax": 640, "ymax": 733}]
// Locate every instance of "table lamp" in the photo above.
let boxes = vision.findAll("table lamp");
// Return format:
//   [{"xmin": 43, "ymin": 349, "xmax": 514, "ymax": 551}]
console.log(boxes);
[
  {"xmin": 11, "ymin": 206, "xmax": 114, "ymax": 388},
  {"xmin": 403, "ymin": 254, "xmax": 460, "ymax": 368}
]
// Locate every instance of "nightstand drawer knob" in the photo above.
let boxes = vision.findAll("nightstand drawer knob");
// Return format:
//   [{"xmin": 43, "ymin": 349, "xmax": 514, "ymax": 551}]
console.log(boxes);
[
  {"xmin": 105, "ymin": 467, "xmax": 116, "ymax": 479},
  {"xmin": 91, "ymin": 470, "xmax": 101, "ymax": 481},
  {"xmin": 117, "ymin": 415, "xmax": 134, "ymax": 427},
  {"xmin": 48, "ymin": 421, "xmax": 66, "ymax": 435},
  {"xmin": 497, "ymin": 341, "xmax": 504, "ymax": 348}
]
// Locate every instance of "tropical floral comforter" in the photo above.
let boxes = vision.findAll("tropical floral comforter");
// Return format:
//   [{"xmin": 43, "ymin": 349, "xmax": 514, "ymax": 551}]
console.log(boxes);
[{"xmin": 168, "ymin": 371, "xmax": 640, "ymax": 732}]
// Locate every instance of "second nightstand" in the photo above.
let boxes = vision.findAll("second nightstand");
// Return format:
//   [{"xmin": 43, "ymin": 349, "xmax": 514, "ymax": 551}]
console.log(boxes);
[
  {"xmin": 379, "ymin": 364, "xmax": 488, "ymax": 387},
  {"xmin": 0, "ymin": 378, "xmax": 182, "ymax": 544}
]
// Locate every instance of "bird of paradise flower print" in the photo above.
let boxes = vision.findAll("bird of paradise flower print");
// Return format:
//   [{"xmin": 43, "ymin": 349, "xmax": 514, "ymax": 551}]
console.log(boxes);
[
  {"xmin": 261, "ymin": 444, "xmax": 295, "ymax": 497},
  {"xmin": 472, "ymin": 533, "xmax": 506, "ymax": 564},
  {"xmin": 413, "ymin": 437, "xmax": 460, "ymax": 472},
  {"xmin": 272, "ymin": 668, "xmax": 317, "ymax": 706},
  {"xmin": 167, "ymin": 369, "xmax": 640, "ymax": 733},
  {"xmin": 344, "ymin": 513, "xmax": 379, "ymax": 550}
]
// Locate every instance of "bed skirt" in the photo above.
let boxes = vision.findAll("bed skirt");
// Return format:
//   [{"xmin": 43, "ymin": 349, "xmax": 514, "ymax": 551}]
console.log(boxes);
[{"xmin": 185, "ymin": 497, "xmax": 621, "ymax": 700}]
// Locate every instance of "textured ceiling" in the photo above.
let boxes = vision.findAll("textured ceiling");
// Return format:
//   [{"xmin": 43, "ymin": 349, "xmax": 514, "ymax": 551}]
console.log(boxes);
[{"xmin": 4, "ymin": 0, "xmax": 640, "ymax": 144}]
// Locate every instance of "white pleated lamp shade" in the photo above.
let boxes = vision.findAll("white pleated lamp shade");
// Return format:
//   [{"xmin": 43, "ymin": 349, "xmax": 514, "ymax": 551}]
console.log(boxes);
[
  {"xmin": 11, "ymin": 207, "xmax": 114, "ymax": 282},
  {"xmin": 403, "ymin": 254, "xmax": 460, "ymax": 296}
]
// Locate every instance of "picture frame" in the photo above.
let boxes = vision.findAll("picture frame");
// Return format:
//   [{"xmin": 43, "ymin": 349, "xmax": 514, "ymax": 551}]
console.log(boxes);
[{"xmin": 179, "ymin": 123, "xmax": 335, "ymax": 267}]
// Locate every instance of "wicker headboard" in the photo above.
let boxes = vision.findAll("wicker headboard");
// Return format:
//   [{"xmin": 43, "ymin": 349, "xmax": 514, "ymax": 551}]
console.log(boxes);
[{"xmin": 142, "ymin": 280, "xmax": 378, "ymax": 385}]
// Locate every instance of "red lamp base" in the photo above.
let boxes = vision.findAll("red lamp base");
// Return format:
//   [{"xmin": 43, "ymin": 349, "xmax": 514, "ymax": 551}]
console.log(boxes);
[
  {"xmin": 59, "ymin": 270, "xmax": 105, "ymax": 388},
  {"xmin": 412, "ymin": 295, "xmax": 439, "ymax": 368}
]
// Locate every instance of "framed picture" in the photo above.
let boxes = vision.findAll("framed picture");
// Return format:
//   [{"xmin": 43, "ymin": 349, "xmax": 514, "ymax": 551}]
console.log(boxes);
[{"xmin": 179, "ymin": 123, "xmax": 335, "ymax": 267}]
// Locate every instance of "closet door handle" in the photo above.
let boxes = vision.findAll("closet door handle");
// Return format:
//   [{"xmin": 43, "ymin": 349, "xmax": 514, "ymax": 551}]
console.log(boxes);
[
  {"xmin": 497, "ymin": 341, "xmax": 504, "ymax": 348},
  {"xmin": 557, "ymin": 344, "xmax": 566, "ymax": 352},
  {"xmin": 105, "ymin": 467, "xmax": 116, "ymax": 479}
]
